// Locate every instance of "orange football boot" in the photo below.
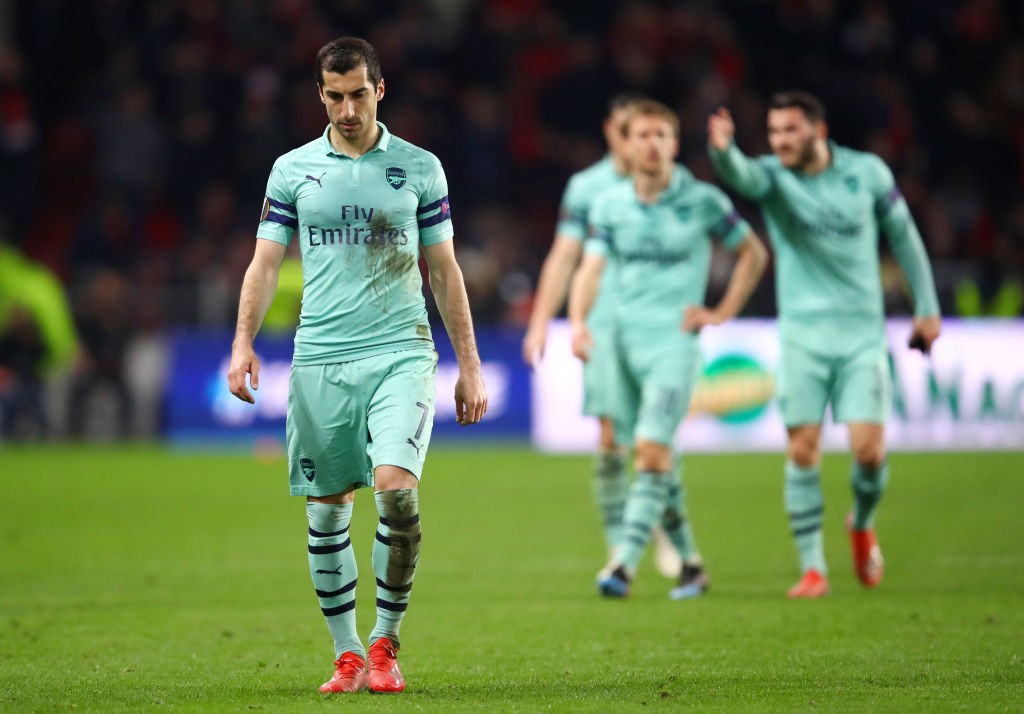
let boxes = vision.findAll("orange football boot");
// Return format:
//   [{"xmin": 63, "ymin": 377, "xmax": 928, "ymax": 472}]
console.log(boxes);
[
  {"xmin": 319, "ymin": 651, "xmax": 368, "ymax": 694},
  {"xmin": 787, "ymin": 568, "xmax": 830, "ymax": 598},
  {"xmin": 848, "ymin": 515, "xmax": 884, "ymax": 587},
  {"xmin": 368, "ymin": 638, "xmax": 406, "ymax": 693}
]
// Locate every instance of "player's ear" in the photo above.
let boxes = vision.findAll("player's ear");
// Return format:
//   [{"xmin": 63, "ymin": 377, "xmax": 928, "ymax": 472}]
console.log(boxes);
[
  {"xmin": 817, "ymin": 120, "xmax": 828, "ymax": 140},
  {"xmin": 376, "ymin": 78, "xmax": 385, "ymax": 101},
  {"xmin": 317, "ymin": 82, "xmax": 325, "ymax": 104}
]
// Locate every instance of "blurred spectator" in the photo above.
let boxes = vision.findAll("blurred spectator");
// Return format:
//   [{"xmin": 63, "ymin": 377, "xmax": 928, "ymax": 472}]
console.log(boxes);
[
  {"xmin": 68, "ymin": 269, "xmax": 134, "ymax": 440},
  {"xmin": 0, "ymin": 242, "xmax": 79, "ymax": 439},
  {"xmin": 0, "ymin": 302, "xmax": 47, "ymax": 439},
  {"xmin": 0, "ymin": 0, "xmax": 1020, "ymax": 355}
]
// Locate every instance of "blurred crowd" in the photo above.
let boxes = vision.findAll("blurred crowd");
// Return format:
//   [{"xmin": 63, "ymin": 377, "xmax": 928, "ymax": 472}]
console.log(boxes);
[{"xmin": 1, "ymin": 0, "xmax": 1023, "ymax": 439}]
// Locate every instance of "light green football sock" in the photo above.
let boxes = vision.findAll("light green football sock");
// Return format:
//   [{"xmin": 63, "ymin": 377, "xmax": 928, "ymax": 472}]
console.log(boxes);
[
  {"xmin": 662, "ymin": 458, "xmax": 699, "ymax": 562},
  {"xmin": 593, "ymin": 451, "xmax": 628, "ymax": 552},
  {"xmin": 851, "ymin": 460, "xmax": 889, "ymax": 530},
  {"xmin": 784, "ymin": 460, "xmax": 826, "ymax": 575},
  {"xmin": 368, "ymin": 489, "xmax": 420, "ymax": 647},
  {"xmin": 306, "ymin": 501, "xmax": 362, "ymax": 659},
  {"xmin": 617, "ymin": 470, "xmax": 671, "ymax": 573}
]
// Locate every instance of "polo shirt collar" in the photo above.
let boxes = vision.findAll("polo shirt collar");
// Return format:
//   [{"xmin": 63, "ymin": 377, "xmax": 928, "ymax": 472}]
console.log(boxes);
[{"xmin": 321, "ymin": 121, "xmax": 392, "ymax": 156}]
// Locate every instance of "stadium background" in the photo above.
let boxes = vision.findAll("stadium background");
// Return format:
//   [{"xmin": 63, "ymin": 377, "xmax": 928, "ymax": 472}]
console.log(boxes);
[
  {"xmin": 1, "ymin": 0, "xmax": 1022, "ymax": 445},
  {"xmin": 2, "ymin": 3, "xmax": 1023, "ymax": 711}
]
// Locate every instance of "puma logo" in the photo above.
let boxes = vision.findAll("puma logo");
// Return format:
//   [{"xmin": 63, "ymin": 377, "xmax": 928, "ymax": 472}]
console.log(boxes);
[
  {"xmin": 304, "ymin": 171, "xmax": 326, "ymax": 188},
  {"xmin": 315, "ymin": 565, "xmax": 343, "ymax": 575},
  {"xmin": 406, "ymin": 438, "xmax": 423, "ymax": 458}
]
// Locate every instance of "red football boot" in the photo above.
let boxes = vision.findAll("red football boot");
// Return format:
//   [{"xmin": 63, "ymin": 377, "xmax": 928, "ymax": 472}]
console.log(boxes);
[
  {"xmin": 368, "ymin": 638, "xmax": 406, "ymax": 693},
  {"xmin": 787, "ymin": 568, "xmax": 830, "ymax": 598},
  {"xmin": 848, "ymin": 515, "xmax": 884, "ymax": 588},
  {"xmin": 319, "ymin": 651, "xmax": 368, "ymax": 694}
]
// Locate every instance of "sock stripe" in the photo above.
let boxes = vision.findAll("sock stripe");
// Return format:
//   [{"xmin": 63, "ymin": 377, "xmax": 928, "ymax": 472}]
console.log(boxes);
[
  {"xmin": 321, "ymin": 601, "xmax": 356, "ymax": 617},
  {"xmin": 308, "ymin": 526, "xmax": 349, "ymax": 538},
  {"xmin": 376, "ymin": 598, "xmax": 408, "ymax": 612},
  {"xmin": 379, "ymin": 514, "xmax": 420, "ymax": 528},
  {"xmin": 787, "ymin": 473, "xmax": 820, "ymax": 485},
  {"xmin": 315, "ymin": 580, "xmax": 358, "ymax": 598},
  {"xmin": 376, "ymin": 578, "xmax": 413, "ymax": 593},
  {"xmin": 788, "ymin": 506, "xmax": 824, "ymax": 521},
  {"xmin": 308, "ymin": 538, "xmax": 352, "ymax": 555},
  {"xmin": 790, "ymin": 518, "xmax": 823, "ymax": 532},
  {"xmin": 375, "ymin": 531, "xmax": 422, "ymax": 546}
]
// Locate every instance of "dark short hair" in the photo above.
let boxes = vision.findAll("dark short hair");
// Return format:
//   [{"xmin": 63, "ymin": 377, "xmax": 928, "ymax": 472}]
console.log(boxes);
[
  {"xmin": 316, "ymin": 37, "xmax": 382, "ymax": 87},
  {"xmin": 768, "ymin": 91, "xmax": 826, "ymax": 123}
]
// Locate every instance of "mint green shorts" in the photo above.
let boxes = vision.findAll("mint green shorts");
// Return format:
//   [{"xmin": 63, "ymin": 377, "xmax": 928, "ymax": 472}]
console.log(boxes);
[
  {"xmin": 286, "ymin": 348, "xmax": 438, "ymax": 497},
  {"xmin": 608, "ymin": 331, "xmax": 701, "ymax": 446},
  {"xmin": 582, "ymin": 328, "xmax": 616, "ymax": 418},
  {"xmin": 775, "ymin": 333, "xmax": 890, "ymax": 427}
]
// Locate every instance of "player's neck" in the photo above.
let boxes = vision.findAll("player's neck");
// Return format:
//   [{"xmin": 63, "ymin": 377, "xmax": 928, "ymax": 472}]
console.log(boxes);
[
  {"xmin": 329, "ymin": 122, "xmax": 381, "ymax": 158},
  {"xmin": 634, "ymin": 166, "xmax": 672, "ymax": 204},
  {"xmin": 799, "ymin": 140, "xmax": 832, "ymax": 176},
  {"xmin": 611, "ymin": 153, "xmax": 630, "ymax": 177}
]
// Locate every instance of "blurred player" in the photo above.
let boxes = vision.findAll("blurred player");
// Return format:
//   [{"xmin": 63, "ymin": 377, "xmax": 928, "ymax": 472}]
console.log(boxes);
[
  {"xmin": 228, "ymin": 37, "xmax": 487, "ymax": 693},
  {"xmin": 707, "ymin": 91, "xmax": 941, "ymax": 598},
  {"xmin": 570, "ymin": 99, "xmax": 767, "ymax": 599},
  {"xmin": 522, "ymin": 94, "xmax": 683, "ymax": 580}
]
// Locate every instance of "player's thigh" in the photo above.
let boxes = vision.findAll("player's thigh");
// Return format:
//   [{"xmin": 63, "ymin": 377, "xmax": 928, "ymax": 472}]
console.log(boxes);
[
  {"xmin": 775, "ymin": 341, "xmax": 831, "ymax": 428},
  {"xmin": 286, "ymin": 363, "xmax": 373, "ymax": 497},
  {"xmin": 366, "ymin": 349, "xmax": 438, "ymax": 480},
  {"xmin": 633, "ymin": 340, "xmax": 701, "ymax": 447},
  {"xmin": 832, "ymin": 347, "xmax": 891, "ymax": 425},
  {"xmin": 582, "ymin": 329, "xmax": 616, "ymax": 418}
]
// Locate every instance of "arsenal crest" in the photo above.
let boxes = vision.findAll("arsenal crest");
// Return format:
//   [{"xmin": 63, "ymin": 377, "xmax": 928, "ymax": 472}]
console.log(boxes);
[{"xmin": 386, "ymin": 167, "xmax": 407, "ymax": 189}]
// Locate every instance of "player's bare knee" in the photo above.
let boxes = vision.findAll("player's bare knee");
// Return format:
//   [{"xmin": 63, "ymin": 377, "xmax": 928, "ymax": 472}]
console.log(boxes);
[
  {"xmin": 634, "ymin": 439, "xmax": 672, "ymax": 472},
  {"xmin": 374, "ymin": 465, "xmax": 419, "ymax": 491},
  {"xmin": 853, "ymin": 444, "xmax": 886, "ymax": 470},
  {"xmin": 786, "ymin": 424, "xmax": 821, "ymax": 467},
  {"xmin": 787, "ymin": 438, "xmax": 820, "ymax": 468}
]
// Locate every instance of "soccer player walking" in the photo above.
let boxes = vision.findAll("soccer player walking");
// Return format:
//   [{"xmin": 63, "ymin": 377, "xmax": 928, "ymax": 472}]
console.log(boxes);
[
  {"xmin": 707, "ymin": 92, "xmax": 941, "ymax": 598},
  {"xmin": 227, "ymin": 37, "xmax": 487, "ymax": 692},
  {"xmin": 570, "ymin": 99, "xmax": 767, "ymax": 599},
  {"xmin": 523, "ymin": 94, "xmax": 685, "ymax": 583}
]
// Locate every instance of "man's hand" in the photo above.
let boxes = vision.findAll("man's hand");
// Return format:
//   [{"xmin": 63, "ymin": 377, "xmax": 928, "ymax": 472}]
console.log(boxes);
[
  {"xmin": 454, "ymin": 369, "xmax": 488, "ymax": 425},
  {"xmin": 570, "ymin": 322, "xmax": 592, "ymax": 361},
  {"xmin": 682, "ymin": 305, "xmax": 723, "ymax": 333},
  {"xmin": 227, "ymin": 342, "xmax": 260, "ymax": 404},
  {"xmin": 707, "ymin": 107, "xmax": 735, "ymax": 151},
  {"xmin": 908, "ymin": 315, "xmax": 941, "ymax": 355},
  {"xmin": 522, "ymin": 324, "xmax": 547, "ymax": 368}
]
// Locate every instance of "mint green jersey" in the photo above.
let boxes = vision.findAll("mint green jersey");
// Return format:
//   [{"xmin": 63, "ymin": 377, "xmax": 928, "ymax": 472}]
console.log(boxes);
[
  {"xmin": 256, "ymin": 123, "xmax": 452, "ymax": 364},
  {"xmin": 709, "ymin": 141, "xmax": 939, "ymax": 336},
  {"xmin": 585, "ymin": 167, "xmax": 751, "ymax": 337},
  {"xmin": 557, "ymin": 155, "xmax": 630, "ymax": 329}
]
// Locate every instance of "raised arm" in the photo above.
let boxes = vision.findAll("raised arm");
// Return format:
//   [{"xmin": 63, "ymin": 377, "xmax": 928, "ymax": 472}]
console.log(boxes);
[
  {"xmin": 707, "ymin": 108, "xmax": 773, "ymax": 201},
  {"xmin": 228, "ymin": 238, "xmax": 288, "ymax": 403},
  {"xmin": 423, "ymin": 239, "xmax": 487, "ymax": 425}
]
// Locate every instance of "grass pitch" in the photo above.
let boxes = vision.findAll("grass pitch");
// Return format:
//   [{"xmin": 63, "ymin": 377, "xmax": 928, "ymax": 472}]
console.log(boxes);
[{"xmin": 1, "ymin": 446, "xmax": 1022, "ymax": 712}]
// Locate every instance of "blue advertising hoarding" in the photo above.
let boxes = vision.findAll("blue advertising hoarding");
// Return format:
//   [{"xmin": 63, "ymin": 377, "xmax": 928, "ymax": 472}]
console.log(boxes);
[{"xmin": 164, "ymin": 326, "xmax": 531, "ymax": 445}]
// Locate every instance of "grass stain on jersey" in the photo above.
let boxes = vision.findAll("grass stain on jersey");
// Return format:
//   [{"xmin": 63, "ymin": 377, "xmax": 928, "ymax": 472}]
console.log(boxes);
[{"xmin": 365, "ymin": 212, "xmax": 418, "ymax": 312}]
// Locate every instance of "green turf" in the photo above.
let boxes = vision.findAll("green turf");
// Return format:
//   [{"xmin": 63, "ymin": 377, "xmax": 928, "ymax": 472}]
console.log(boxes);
[{"xmin": 1, "ymin": 446, "xmax": 1022, "ymax": 712}]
